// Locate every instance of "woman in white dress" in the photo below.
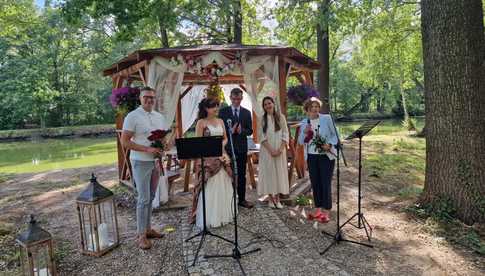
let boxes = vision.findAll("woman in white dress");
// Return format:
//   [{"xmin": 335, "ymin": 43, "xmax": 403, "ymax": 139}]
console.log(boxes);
[
  {"xmin": 257, "ymin": 96, "xmax": 289, "ymax": 209},
  {"xmin": 189, "ymin": 97, "xmax": 234, "ymax": 229}
]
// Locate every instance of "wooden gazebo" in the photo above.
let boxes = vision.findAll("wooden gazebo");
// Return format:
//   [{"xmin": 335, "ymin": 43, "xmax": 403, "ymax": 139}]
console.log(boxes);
[{"xmin": 103, "ymin": 44, "xmax": 319, "ymax": 192}]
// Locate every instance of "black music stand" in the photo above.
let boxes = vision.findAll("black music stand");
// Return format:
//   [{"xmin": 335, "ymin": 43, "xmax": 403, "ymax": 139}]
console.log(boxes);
[
  {"xmin": 320, "ymin": 120, "xmax": 379, "ymax": 255},
  {"xmin": 177, "ymin": 136, "xmax": 234, "ymax": 266},
  {"xmin": 203, "ymin": 120, "xmax": 260, "ymax": 276},
  {"xmin": 342, "ymin": 120, "xmax": 381, "ymax": 240}
]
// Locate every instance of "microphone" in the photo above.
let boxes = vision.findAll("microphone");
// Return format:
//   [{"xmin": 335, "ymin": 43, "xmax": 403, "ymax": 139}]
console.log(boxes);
[{"xmin": 227, "ymin": 119, "xmax": 233, "ymax": 134}]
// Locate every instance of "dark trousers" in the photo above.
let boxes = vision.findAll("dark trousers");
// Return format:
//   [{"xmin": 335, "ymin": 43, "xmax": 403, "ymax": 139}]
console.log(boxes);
[
  {"xmin": 234, "ymin": 152, "xmax": 248, "ymax": 203},
  {"xmin": 307, "ymin": 154, "xmax": 335, "ymax": 209}
]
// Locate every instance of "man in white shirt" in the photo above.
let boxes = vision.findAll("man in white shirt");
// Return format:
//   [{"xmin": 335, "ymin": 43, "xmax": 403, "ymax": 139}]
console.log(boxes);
[{"xmin": 121, "ymin": 87, "xmax": 166, "ymax": 250}]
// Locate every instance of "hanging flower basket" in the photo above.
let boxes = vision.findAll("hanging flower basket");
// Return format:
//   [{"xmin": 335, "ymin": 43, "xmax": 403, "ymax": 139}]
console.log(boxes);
[
  {"xmin": 109, "ymin": 87, "xmax": 140, "ymax": 115},
  {"xmin": 287, "ymin": 84, "xmax": 319, "ymax": 106}
]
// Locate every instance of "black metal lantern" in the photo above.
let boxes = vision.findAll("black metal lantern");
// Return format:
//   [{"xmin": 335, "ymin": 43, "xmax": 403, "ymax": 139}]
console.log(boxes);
[
  {"xmin": 76, "ymin": 174, "xmax": 119, "ymax": 256},
  {"xmin": 16, "ymin": 215, "xmax": 57, "ymax": 276}
]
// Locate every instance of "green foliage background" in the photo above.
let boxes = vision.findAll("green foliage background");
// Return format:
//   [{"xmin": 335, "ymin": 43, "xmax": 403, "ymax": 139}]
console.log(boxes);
[{"xmin": 0, "ymin": 0, "xmax": 426, "ymax": 130}]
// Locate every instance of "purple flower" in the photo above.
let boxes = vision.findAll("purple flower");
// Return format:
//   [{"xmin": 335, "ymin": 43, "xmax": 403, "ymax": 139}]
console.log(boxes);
[
  {"xmin": 287, "ymin": 84, "xmax": 319, "ymax": 105},
  {"xmin": 109, "ymin": 87, "xmax": 141, "ymax": 112}
]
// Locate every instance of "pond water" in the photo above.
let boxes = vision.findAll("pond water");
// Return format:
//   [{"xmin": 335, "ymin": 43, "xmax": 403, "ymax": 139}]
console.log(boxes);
[
  {"xmin": 0, "ymin": 118, "xmax": 423, "ymax": 175},
  {"xmin": 0, "ymin": 137, "xmax": 117, "ymax": 174}
]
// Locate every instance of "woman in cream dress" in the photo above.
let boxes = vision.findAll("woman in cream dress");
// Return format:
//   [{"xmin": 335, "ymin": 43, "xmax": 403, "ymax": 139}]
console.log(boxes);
[
  {"xmin": 190, "ymin": 97, "xmax": 234, "ymax": 228},
  {"xmin": 257, "ymin": 96, "xmax": 289, "ymax": 209}
]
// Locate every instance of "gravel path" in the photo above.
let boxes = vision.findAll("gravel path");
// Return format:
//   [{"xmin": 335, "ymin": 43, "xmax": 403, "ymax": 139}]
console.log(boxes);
[
  {"xmin": 182, "ymin": 204, "xmax": 349, "ymax": 276},
  {"xmin": 1, "ymin": 163, "xmax": 483, "ymax": 276}
]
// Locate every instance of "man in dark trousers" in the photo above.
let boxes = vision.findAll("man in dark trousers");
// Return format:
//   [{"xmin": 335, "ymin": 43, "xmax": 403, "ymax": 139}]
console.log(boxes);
[{"xmin": 219, "ymin": 88, "xmax": 254, "ymax": 208}]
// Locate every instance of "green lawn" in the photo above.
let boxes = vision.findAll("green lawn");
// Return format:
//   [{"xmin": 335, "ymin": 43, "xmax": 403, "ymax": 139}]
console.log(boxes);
[{"xmin": 0, "ymin": 138, "xmax": 117, "ymax": 174}]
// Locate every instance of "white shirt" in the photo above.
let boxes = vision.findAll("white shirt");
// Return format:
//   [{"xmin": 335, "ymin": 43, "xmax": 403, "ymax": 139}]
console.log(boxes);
[
  {"xmin": 122, "ymin": 107, "xmax": 167, "ymax": 161},
  {"xmin": 298, "ymin": 115, "xmax": 338, "ymax": 161},
  {"xmin": 232, "ymin": 106, "xmax": 240, "ymax": 117}
]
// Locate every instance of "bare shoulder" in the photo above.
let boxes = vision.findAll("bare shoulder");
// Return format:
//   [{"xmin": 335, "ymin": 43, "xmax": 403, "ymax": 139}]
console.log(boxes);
[
  {"xmin": 217, "ymin": 118, "xmax": 225, "ymax": 127},
  {"xmin": 196, "ymin": 119, "xmax": 206, "ymax": 128}
]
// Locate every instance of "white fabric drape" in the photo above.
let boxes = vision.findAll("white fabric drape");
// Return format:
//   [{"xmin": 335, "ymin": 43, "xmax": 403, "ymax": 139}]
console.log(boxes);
[
  {"xmin": 146, "ymin": 53, "xmax": 282, "ymax": 131},
  {"xmin": 181, "ymin": 85, "xmax": 207, "ymax": 133},
  {"xmin": 242, "ymin": 54, "xmax": 280, "ymax": 118},
  {"xmin": 148, "ymin": 56, "xmax": 186, "ymax": 126},
  {"xmin": 180, "ymin": 84, "xmax": 253, "ymax": 134}
]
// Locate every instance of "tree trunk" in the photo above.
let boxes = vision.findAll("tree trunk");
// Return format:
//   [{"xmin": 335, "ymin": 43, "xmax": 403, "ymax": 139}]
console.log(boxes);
[
  {"xmin": 333, "ymin": 88, "xmax": 337, "ymax": 111},
  {"xmin": 158, "ymin": 16, "xmax": 170, "ymax": 48},
  {"xmin": 397, "ymin": 48, "xmax": 412, "ymax": 127},
  {"xmin": 359, "ymin": 92, "xmax": 371, "ymax": 113},
  {"xmin": 376, "ymin": 94, "xmax": 385, "ymax": 113},
  {"xmin": 317, "ymin": 0, "xmax": 330, "ymax": 113},
  {"xmin": 233, "ymin": 0, "xmax": 242, "ymax": 44},
  {"xmin": 421, "ymin": 0, "xmax": 485, "ymax": 224}
]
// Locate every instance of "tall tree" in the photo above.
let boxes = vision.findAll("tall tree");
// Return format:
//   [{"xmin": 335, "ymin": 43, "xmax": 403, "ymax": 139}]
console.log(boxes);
[
  {"xmin": 62, "ymin": 0, "xmax": 182, "ymax": 47},
  {"xmin": 275, "ymin": 0, "xmax": 363, "ymax": 112},
  {"xmin": 421, "ymin": 0, "xmax": 485, "ymax": 224},
  {"xmin": 233, "ymin": 0, "xmax": 243, "ymax": 43},
  {"xmin": 317, "ymin": 0, "xmax": 331, "ymax": 112},
  {"xmin": 351, "ymin": 1, "xmax": 422, "ymax": 123}
]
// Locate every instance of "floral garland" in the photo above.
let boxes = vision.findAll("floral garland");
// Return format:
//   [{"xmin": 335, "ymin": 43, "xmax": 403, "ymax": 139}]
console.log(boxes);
[{"xmin": 184, "ymin": 52, "xmax": 243, "ymax": 79}]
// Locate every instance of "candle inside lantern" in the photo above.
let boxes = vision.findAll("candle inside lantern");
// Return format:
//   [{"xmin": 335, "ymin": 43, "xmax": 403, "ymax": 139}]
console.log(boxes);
[
  {"xmin": 98, "ymin": 223, "xmax": 109, "ymax": 249},
  {"xmin": 85, "ymin": 223, "xmax": 111, "ymax": 251}
]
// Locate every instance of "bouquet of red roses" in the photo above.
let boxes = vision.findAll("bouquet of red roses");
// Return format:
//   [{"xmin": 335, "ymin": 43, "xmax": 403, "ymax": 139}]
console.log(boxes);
[
  {"xmin": 304, "ymin": 128, "xmax": 314, "ymax": 143},
  {"xmin": 147, "ymin": 129, "xmax": 171, "ymax": 157},
  {"xmin": 310, "ymin": 133, "xmax": 328, "ymax": 154}
]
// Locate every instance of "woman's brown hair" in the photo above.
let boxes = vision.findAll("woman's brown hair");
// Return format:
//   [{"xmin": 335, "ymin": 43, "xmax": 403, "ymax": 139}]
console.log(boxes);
[
  {"xmin": 303, "ymin": 97, "xmax": 322, "ymax": 112},
  {"xmin": 262, "ymin": 96, "xmax": 281, "ymax": 134},
  {"xmin": 197, "ymin": 97, "xmax": 220, "ymax": 119}
]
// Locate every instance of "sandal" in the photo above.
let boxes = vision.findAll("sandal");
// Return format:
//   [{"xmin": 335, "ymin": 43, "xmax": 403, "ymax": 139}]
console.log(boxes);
[
  {"xmin": 307, "ymin": 212, "xmax": 317, "ymax": 220},
  {"xmin": 315, "ymin": 213, "xmax": 330, "ymax": 223}
]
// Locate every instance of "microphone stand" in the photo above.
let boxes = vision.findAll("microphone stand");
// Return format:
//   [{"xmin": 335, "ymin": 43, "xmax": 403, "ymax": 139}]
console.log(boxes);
[
  {"xmin": 328, "ymin": 111, "xmax": 347, "ymax": 167},
  {"xmin": 204, "ymin": 119, "xmax": 260, "ymax": 276}
]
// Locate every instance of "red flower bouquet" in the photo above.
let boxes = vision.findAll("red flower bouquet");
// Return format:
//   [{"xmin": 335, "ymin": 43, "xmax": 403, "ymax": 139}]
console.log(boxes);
[
  {"xmin": 310, "ymin": 134, "xmax": 328, "ymax": 154},
  {"xmin": 148, "ymin": 129, "xmax": 171, "ymax": 155},
  {"xmin": 304, "ymin": 129, "xmax": 314, "ymax": 143}
]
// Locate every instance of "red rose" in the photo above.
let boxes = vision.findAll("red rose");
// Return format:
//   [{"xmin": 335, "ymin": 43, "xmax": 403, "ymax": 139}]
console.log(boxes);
[
  {"xmin": 148, "ymin": 129, "xmax": 170, "ymax": 141},
  {"xmin": 304, "ymin": 129, "xmax": 314, "ymax": 143}
]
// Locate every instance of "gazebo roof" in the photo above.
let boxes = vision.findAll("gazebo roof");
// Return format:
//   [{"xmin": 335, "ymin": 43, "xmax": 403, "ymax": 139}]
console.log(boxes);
[{"xmin": 103, "ymin": 44, "xmax": 320, "ymax": 77}]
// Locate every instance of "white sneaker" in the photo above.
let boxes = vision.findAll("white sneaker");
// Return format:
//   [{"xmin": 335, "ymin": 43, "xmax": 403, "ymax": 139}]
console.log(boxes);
[
  {"xmin": 268, "ymin": 200, "xmax": 276, "ymax": 208},
  {"xmin": 275, "ymin": 201, "xmax": 284, "ymax": 209}
]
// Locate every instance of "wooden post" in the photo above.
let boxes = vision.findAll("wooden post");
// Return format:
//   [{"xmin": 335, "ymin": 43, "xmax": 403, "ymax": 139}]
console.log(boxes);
[
  {"xmin": 293, "ymin": 69, "xmax": 314, "ymax": 179},
  {"xmin": 138, "ymin": 69, "xmax": 146, "ymax": 85},
  {"xmin": 183, "ymin": 160, "xmax": 192, "ymax": 192},
  {"xmin": 252, "ymin": 111, "xmax": 258, "ymax": 143},
  {"xmin": 278, "ymin": 57, "xmax": 288, "ymax": 116},
  {"xmin": 178, "ymin": 85, "xmax": 193, "ymax": 191},
  {"xmin": 278, "ymin": 57, "xmax": 294, "ymax": 186},
  {"xmin": 302, "ymin": 70, "xmax": 314, "ymax": 85},
  {"xmin": 176, "ymin": 97, "xmax": 183, "ymax": 138},
  {"xmin": 144, "ymin": 61, "xmax": 149, "ymax": 86},
  {"xmin": 113, "ymin": 76, "xmax": 126, "ymax": 182},
  {"xmin": 176, "ymin": 86, "xmax": 193, "ymax": 139}
]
